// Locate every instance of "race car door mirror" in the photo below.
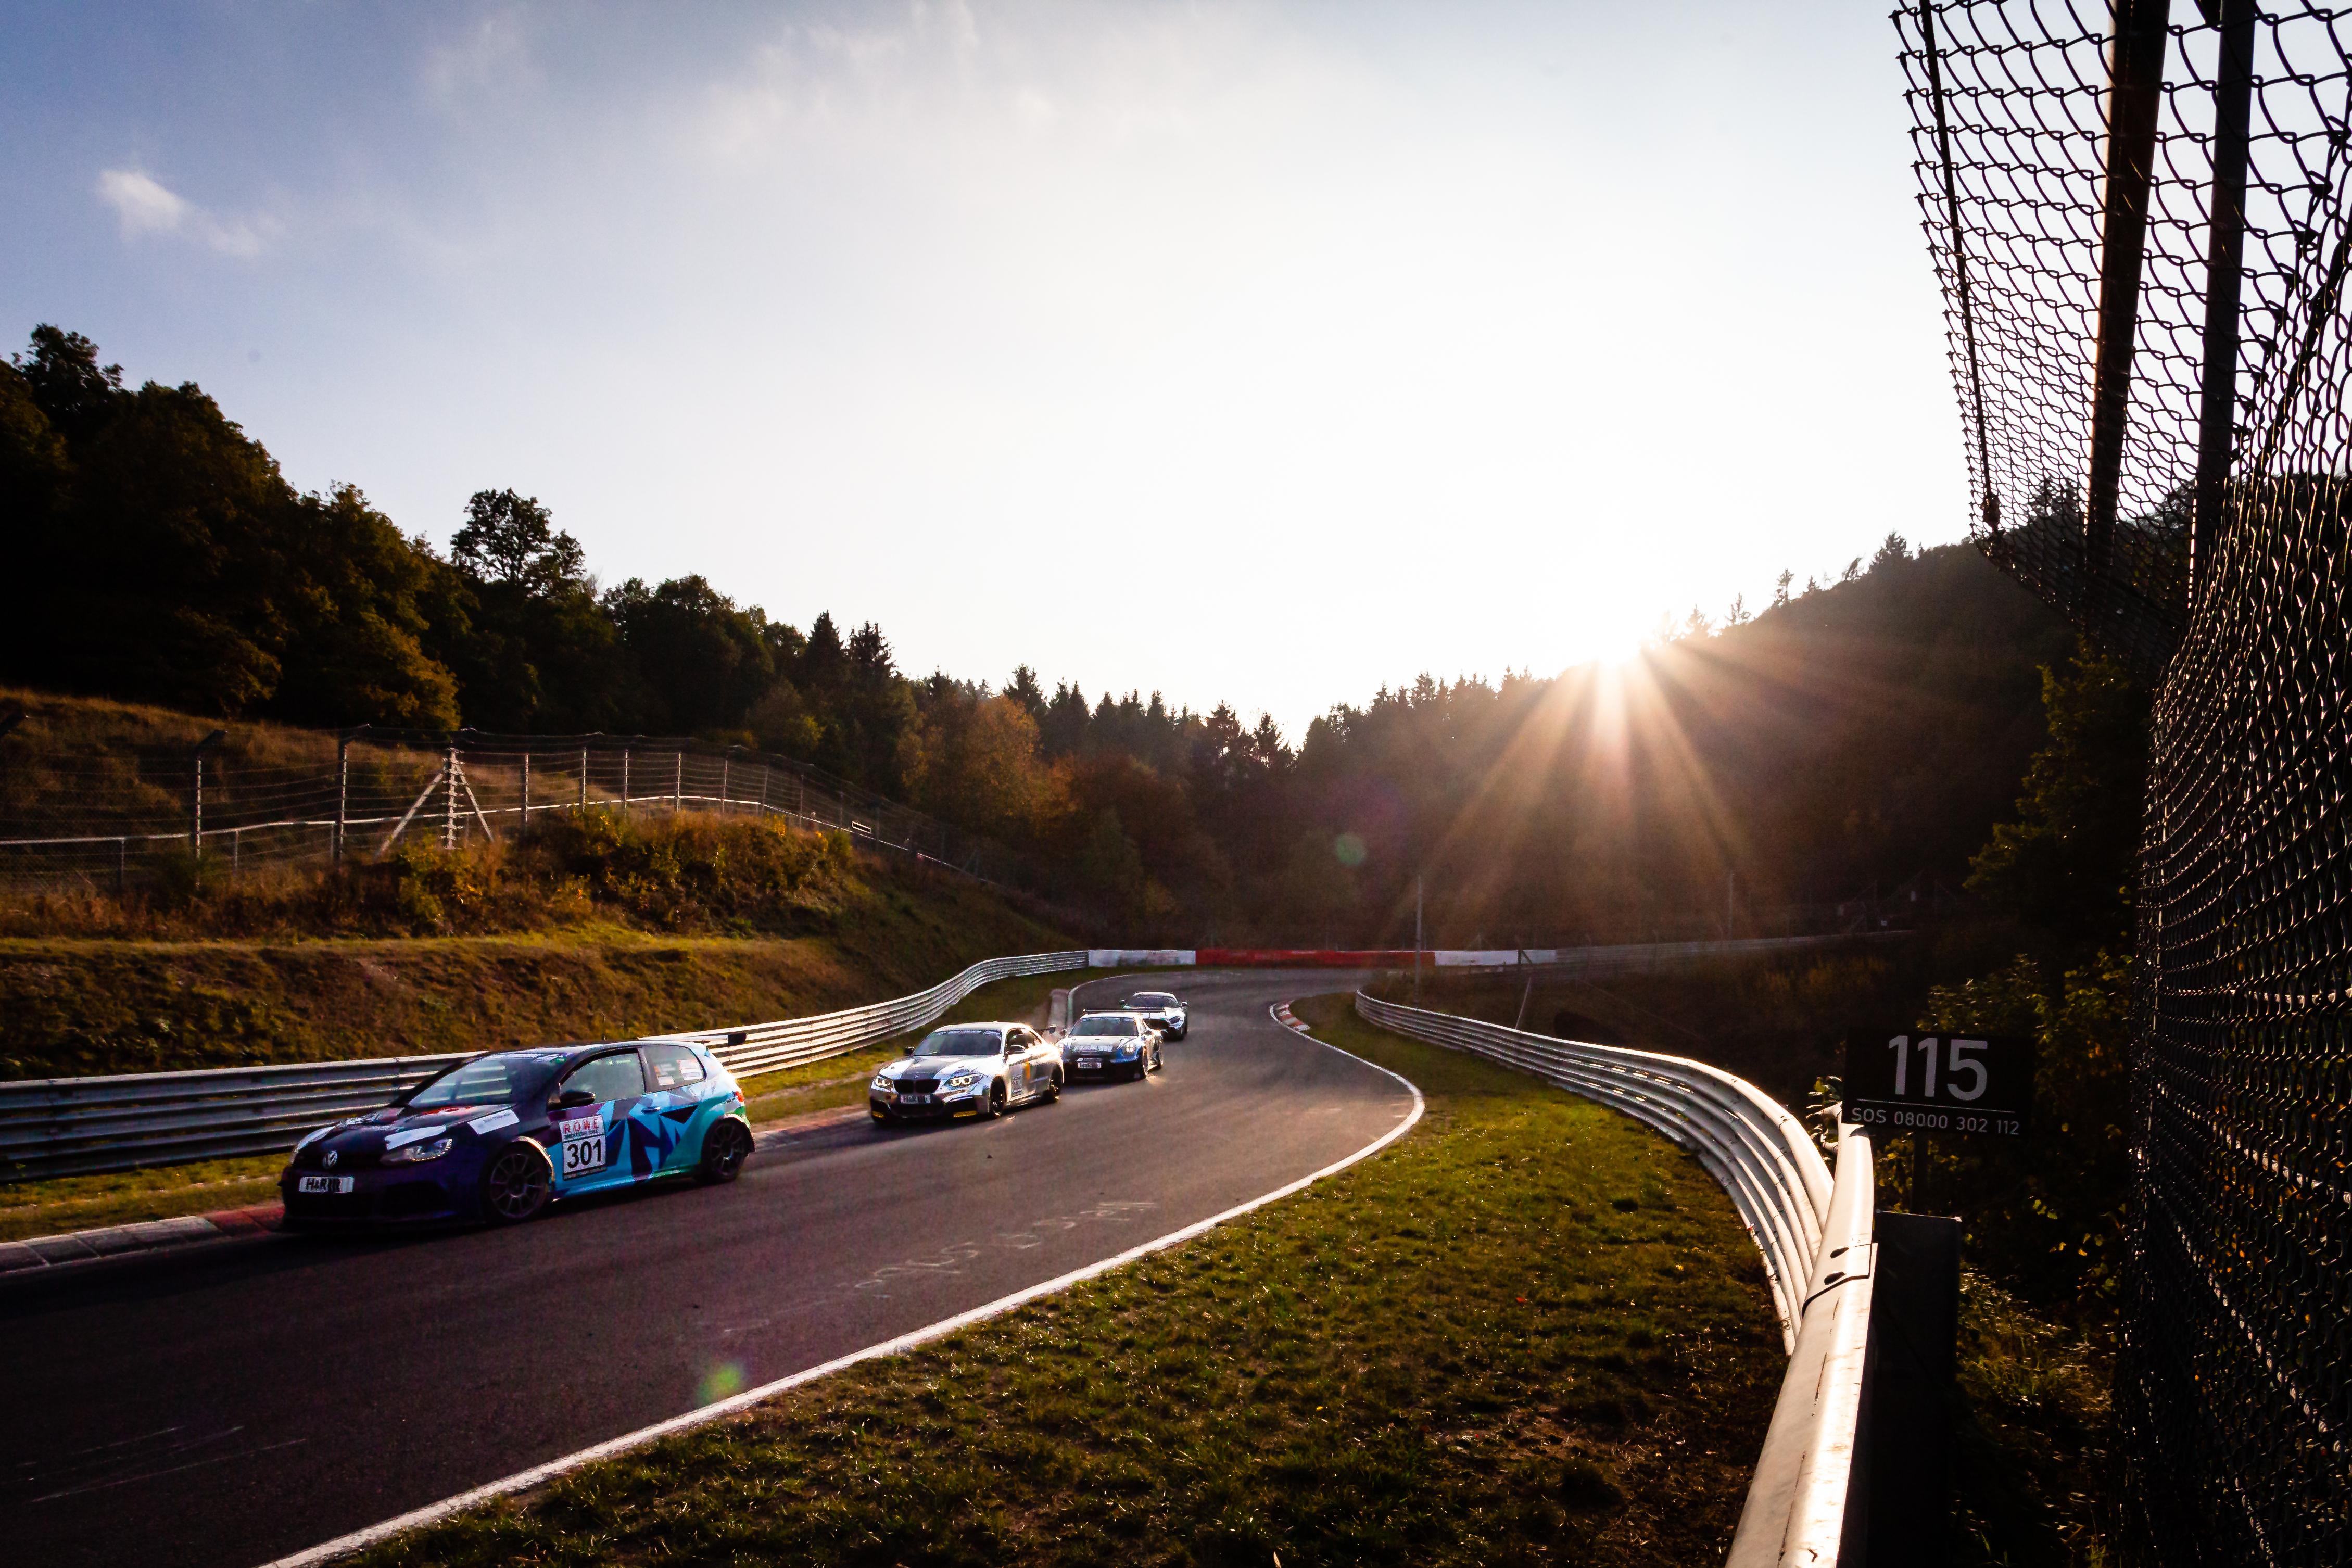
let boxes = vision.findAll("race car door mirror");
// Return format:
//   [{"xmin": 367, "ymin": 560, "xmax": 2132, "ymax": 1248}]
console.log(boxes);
[{"xmin": 551, "ymin": 1088, "xmax": 597, "ymax": 1110}]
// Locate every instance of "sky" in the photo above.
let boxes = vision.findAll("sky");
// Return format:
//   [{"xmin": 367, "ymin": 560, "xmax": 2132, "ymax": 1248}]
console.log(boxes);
[{"xmin": 2, "ymin": 1, "xmax": 1966, "ymax": 739}]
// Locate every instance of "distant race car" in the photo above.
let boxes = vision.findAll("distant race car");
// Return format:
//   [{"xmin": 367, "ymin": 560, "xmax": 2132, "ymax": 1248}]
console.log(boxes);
[
  {"xmin": 1063, "ymin": 1011, "xmax": 1165, "ymax": 1081},
  {"xmin": 1123, "ymin": 990, "xmax": 1188, "ymax": 1040},
  {"xmin": 869, "ymin": 1022, "xmax": 1063, "ymax": 1123},
  {"xmin": 280, "ymin": 1040, "xmax": 754, "ymax": 1228}
]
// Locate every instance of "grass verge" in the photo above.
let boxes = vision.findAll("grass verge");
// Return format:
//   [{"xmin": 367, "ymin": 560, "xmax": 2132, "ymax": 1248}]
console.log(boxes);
[
  {"xmin": 350, "ymin": 990, "xmax": 1784, "ymax": 1567},
  {"xmin": 1952, "ymin": 1273, "xmax": 2116, "ymax": 1566}
]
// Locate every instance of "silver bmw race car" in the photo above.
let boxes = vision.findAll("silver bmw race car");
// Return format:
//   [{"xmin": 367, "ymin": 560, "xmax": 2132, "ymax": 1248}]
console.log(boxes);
[
  {"xmin": 1123, "ymin": 990, "xmax": 1188, "ymax": 1040},
  {"xmin": 869, "ymin": 1022, "xmax": 1063, "ymax": 1123},
  {"xmin": 1061, "ymin": 1011, "xmax": 1165, "ymax": 1082}
]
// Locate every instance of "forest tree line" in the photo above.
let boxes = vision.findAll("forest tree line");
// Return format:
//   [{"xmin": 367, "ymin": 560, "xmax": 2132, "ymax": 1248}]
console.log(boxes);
[{"xmin": 3, "ymin": 325, "xmax": 2077, "ymax": 940}]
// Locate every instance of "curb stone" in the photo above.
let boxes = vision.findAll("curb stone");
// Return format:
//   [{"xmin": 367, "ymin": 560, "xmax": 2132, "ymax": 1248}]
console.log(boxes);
[{"xmin": 0, "ymin": 1203, "xmax": 286, "ymax": 1274}]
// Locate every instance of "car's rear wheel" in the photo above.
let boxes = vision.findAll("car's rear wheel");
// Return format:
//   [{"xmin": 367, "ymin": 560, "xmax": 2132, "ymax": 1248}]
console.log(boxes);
[
  {"xmin": 479, "ymin": 1141, "xmax": 551, "ymax": 1224},
  {"xmin": 1043, "ymin": 1071, "xmax": 1062, "ymax": 1104},
  {"xmin": 697, "ymin": 1117, "xmax": 754, "ymax": 1184}
]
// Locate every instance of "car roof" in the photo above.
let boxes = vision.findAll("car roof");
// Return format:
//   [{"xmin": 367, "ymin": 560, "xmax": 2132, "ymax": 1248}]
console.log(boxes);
[{"xmin": 925, "ymin": 1020, "xmax": 1022, "ymax": 1031}]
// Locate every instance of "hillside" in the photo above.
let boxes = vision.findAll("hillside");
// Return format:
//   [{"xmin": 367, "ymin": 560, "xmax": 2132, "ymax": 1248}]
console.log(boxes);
[{"xmin": 0, "ymin": 821, "xmax": 1075, "ymax": 1081}]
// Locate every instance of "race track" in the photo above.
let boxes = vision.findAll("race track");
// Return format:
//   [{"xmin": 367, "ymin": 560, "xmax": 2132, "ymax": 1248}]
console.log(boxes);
[{"xmin": 0, "ymin": 969, "xmax": 1411, "ymax": 1568}]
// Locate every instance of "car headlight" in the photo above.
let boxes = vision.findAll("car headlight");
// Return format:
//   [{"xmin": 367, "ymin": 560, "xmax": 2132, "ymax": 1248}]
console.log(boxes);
[
  {"xmin": 871, "ymin": 1076, "xmax": 893, "ymax": 1092},
  {"xmin": 1114, "ymin": 1044, "xmax": 1139, "ymax": 1058},
  {"xmin": 382, "ymin": 1137, "xmax": 453, "ymax": 1165},
  {"xmin": 943, "ymin": 1071, "xmax": 981, "ymax": 1089}
]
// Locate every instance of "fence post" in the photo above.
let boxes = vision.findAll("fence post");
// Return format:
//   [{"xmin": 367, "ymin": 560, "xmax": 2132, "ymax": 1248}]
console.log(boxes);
[
  {"xmin": 674, "ymin": 751, "xmax": 682, "ymax": 815},
  {"xmin": 334, "ymin": 734, "xmax": 350, "ymax": 864},
  {"xmin": 761, "ymin": 762, "xmax": 771, "ymax": 818},
  {"xmin": 2192, "ymin": 0, "xmax": 2257, "ymax": 597},
  {"xmin": 580, "ymin": 747, "xmax": 589, "ymax": 812},
  {"xmin": 521, "ymin": 749, "xmax": 532, "ymax": 838},
  {"xmin": 721, "ymin": 749, "xmax": 732, "ymax": 814},
  {"xmin": 442, "ymin": 743, "xmax": 458, "ymax": 851},
  {"xmin": 2082, "ymin": 0, "xmax": 2172, "ymax": 616},
  {"xmin": 190, "ymin": 729, "xmax": 225, "ymax": 862},
  {"xmin": 623, "ymin": 748, "xmax": 631, "ymax": 810}
]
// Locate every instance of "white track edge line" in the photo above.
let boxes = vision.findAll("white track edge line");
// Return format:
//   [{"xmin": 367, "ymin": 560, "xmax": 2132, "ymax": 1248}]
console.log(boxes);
[{"xmin": 258, "ymin": 995, "xmax": 1424, "ymax": 1568}]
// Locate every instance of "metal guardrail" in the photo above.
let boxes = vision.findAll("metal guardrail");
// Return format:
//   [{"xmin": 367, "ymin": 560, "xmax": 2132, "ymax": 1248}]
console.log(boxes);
[
  {"xmin": 0, "ymin": 950, "xmax": 1091, "ymax": 1182},
  {"xmin": 1350, "ymin": 991, "xmax": 1876, "ymax": 1566},
  {"xmin": 652, "ymin": 950, "xmax": 1091, "ymax": 1077}
]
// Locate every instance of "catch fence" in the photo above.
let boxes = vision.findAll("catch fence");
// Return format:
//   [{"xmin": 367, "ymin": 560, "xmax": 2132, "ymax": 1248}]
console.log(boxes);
[
  {"xmin": 0, "ymin": 726, "xmax": 1041, "ymax": 896},
  {"xmin": 1901, "ymin": 3, "xmax": 2351, "ymax": 1561}
]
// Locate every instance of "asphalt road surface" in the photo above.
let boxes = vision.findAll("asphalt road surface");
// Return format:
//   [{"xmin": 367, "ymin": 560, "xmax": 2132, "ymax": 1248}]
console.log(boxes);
[{"xmin": 0, "ymin": 969, "xmax": 1411, "ymax": 1568}]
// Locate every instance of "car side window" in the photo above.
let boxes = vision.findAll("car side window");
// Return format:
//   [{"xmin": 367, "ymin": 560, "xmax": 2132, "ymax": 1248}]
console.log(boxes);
[
  {"xmin": 642, "ymin": 1043, "xmax": 706, "ymax": 1089},
  {"xmin": 559, "ymin": 1051, "xmax": 646, "ymax": 1104}
]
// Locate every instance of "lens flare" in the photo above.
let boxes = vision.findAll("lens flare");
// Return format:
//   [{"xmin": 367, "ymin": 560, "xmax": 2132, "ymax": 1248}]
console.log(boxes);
[
  {"xmin": 1333, "ymin": 832, "xmax": 1368, "ymax": 867},
  {"xmin": 697, "ymin": 1361, "xmax": 748, "ymax": 1405}
]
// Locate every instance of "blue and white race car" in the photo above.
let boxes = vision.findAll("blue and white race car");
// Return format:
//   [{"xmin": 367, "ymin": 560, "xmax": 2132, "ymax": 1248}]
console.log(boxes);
[
  {"xmin": 280, "ymin": 1039, "xmax": 753, "ymax": 1226},
  {"xmin": 1062, "ymin": 1011, "xmax": 1165, "ymax": 1081}
]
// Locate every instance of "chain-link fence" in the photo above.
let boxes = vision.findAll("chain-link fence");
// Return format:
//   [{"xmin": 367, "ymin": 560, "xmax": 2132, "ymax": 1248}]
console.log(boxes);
[
  {"xmin": 1900, "ymin": 3, "xmax": 2349, "ymax": 1561},
  {"xmin": 0, "ymin": 725, "xmax": 1042, "ymax": 896}
]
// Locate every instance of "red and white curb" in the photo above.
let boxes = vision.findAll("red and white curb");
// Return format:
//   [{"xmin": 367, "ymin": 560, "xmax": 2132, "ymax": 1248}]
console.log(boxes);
[
  {"xmin": 1272, "ymin": 1002, "xmax": 1311, "ymax": 1033},
  {"xmin": 0, "ymin": 1203, "xmax": 284, "ymax": 1274},
  {"xmin": 260, "ymin": 1018, "xmax": 1426, "ymax": 1567}
]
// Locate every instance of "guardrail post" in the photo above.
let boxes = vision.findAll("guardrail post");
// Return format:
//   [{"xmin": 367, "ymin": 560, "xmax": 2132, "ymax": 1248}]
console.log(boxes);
[
  {"xmin": 622, "ymin": 747, "xmax": 631, "ymax": 810},
  {"xmin": 579, "ymin": 747, "xmax": 589, "ymax": 812},
  {"xmin": 720, "ymin": 748, "xmax": 732, "ymax": 814},
  {"xmin": 521, "ymin": 748, "xmax": 532, "ymax": 838},
  {"xmin": 1842, "ymin": 1211, "xmax": 1961, "ymax": 1566},
  {"xmin": 673, "ymin": 751, "xmax": 682, "ymax": 815}
]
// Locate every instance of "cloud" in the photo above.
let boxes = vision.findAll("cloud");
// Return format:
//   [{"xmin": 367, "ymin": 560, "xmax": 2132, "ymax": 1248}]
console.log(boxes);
[{"xmin": 94, "ymin": 167, "xmax": 271, "ymax": 257}]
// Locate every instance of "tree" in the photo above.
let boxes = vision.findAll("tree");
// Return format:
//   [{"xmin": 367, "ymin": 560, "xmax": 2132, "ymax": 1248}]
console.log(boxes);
[
  {"xmin": 1966, "ymin": 642, "xmax": 2150, "ymax": 951},
  {"xmin": 12, "ymin": 325, "xmax": 123, "ymax": 442},
  {"xmin": 604, "ymin": 575, "xmax": 774, "ymax": 736},
  {"xmin": 1870, "ymin": 532, "xmax": 1912, "ymax": 572},
  {"xmin": 451, "ymin": 489, "xmax": 586, "ymax": 595},
  {"xmin": 1773, "ymin": 569, "xmax": 1794, "ymax": 608},
  {"xmin": 1006, "ymin": 664, "xmax": 1047, "ymax": 722}
]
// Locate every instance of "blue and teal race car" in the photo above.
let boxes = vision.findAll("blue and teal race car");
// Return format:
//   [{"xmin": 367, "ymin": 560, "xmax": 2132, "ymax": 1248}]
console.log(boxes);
[{"xmin": 280, "ymin": 1039, "xmax": 754, "ymax": 1226}]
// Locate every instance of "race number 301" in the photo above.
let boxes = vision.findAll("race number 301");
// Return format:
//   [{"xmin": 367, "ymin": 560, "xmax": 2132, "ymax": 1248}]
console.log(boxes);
[{"xmin": 1842, "ymin": 1029, "xmax": 2034, "ymax": 1140}]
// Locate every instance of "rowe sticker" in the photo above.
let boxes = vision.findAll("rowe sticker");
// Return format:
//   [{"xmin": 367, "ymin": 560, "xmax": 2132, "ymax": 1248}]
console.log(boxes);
[{"xmin": 1842, "ymin": 1030, "xmax": 2034, "ymax": 1140}]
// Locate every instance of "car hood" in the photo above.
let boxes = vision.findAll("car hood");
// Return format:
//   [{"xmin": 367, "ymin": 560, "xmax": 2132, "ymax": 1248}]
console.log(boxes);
[
  {"xmin": 880, "ymin": 1055, "xmax": 996, "ymax": 1079},
  {"xmin": 300, "ymin": 1102, "xmax": 524, "ymax": 1156},
  {"xmin": 1066, "ymin": 1036, "xmax": 1141, "ymax": 1051}
]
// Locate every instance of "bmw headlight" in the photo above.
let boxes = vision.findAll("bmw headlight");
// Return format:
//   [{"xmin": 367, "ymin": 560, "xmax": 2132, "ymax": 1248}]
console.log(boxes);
[
  {"xmin": 382, "ymin": 1137, "xmax": 452, "ymax": 1165},
  {"xmin": 871, "ymin": 1075, "xmax": 893, "ymax": 1092},
  {"xmin": 943, "ymin": 1071, "xmax": 980, "ymax": 1089}
]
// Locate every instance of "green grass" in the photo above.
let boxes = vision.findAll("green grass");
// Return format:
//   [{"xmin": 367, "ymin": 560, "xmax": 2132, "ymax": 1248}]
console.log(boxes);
[
  {"xmin": 0, "ymin": 1151, "xmax": 287, "ymax": 1242},
  {"xmin": 1952, "ymin": 1272, "xmax": 2117, "ymax": 1566},
  {"xmin": 351, "ymin": 991, "xmax": 1785, "ymax": 1568}
]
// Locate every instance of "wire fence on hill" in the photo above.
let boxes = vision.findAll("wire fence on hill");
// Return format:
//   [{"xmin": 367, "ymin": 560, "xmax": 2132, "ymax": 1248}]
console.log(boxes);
[
  {"xmin": 0, "ymin": 726, "xmax": 1043, "ymax": 897},
  {"xmin": 1901, "ymin": 3, "xmax": 2350, "ymax": 1561}
]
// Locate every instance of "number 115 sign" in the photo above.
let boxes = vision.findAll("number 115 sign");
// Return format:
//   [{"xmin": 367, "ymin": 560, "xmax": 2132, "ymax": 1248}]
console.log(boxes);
[{"xmin": 1842, "ymin": 1030, "xmax": 2034, "ymax": 1140}]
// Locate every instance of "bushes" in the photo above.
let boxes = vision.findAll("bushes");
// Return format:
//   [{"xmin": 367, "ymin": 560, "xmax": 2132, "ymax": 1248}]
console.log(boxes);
[{"xmin": 0, "ymin": 810, "xmax": 863, "ymax": 941}]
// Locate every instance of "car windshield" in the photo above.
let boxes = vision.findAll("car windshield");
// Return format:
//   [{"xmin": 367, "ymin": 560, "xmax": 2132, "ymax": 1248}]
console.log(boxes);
[
  {"xmin": 1073, "ymin": 1015, "xmax": 1140, "ymax": 1036},
  {"xmin": 915, "ymin": 1028, "xmax": 1002, "ymax": 1057},
  {"xmin": 406, "ymin": 1052, "xmax": 560, "ymax": 1111},
  {"xmin": 1131, "ymin": 994, "xmax": 1178, "ymax": 1006}
]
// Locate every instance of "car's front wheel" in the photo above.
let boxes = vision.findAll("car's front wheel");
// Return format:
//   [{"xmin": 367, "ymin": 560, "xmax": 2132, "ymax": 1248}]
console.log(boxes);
[
  {"xmin": 697, "ymin": 1117, "xmax": 754, "ymax": 1184},
  {"xmin": 983, "ymin": 1080, "xmax": 1007, "ymax": 1118},
  {"xmin": 479, "ymin": 1141, "xmax": 552, "ymax": 1225}
]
